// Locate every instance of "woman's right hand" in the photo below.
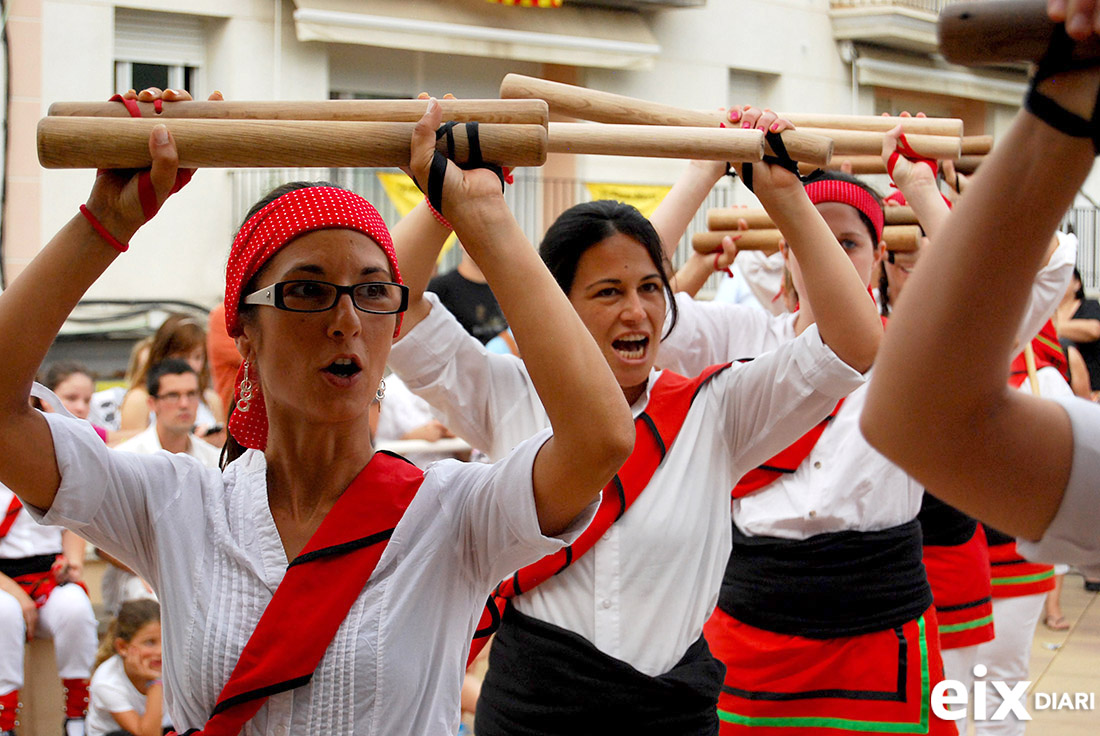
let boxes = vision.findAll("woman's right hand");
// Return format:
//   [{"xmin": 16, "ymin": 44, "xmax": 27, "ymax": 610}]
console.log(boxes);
[{"xmin": 82, "ymin": 88, "xmax": 223, "ymax": 244}]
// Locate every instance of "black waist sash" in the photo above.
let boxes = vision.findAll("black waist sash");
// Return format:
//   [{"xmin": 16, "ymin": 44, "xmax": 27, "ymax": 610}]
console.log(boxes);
[
  {"xmin": 475, "ymin": 603, "xmax": 725, "ymax": 736},
  {"xmin": 0, "ymin": 554, "xmax": 57, "ymax": 579},
  {"xmin": 718, "ymin": 520, "xmax": 932, "ymax": 638},
  {"xmin": 918, "ymin": 491, "xmax": 978, "ymax": 546}
]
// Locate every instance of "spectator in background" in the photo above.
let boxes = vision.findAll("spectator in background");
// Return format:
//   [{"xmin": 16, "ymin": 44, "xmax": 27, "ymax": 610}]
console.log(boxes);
[
  {"xmin": 89, "ymin": 338, "xmax": 152, "ymax": 434},
  {"xmin": 119, "ymin": 314, "xmax": 225, "ymax": 444},
  {"xmin": 206, "ymin": 302, "xmax": 241, "ymax": 416},
  {"xmin": 106, "ymin": 360, "xmax": 220, "ymax": 618},
  {"xmin": 1054, "ymin": 266, "xmax": 1100, "ymax": 398},
  {"xmin": 427, "ymin": 244, "xmax": 508, "ymax": 344},
  {"xmin": 373, "ymin": 373, "xmax": 464, "ymax": 469}
]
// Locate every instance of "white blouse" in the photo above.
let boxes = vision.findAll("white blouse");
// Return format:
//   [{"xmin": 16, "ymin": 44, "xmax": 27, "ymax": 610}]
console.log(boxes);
[
  {"xmin": 1017, "ymin": 395, "xmax": 1100, "ymax": 579},
  {"xmin": 388, "ymin": 292, "xmax": 864, "ymax": 675},
  {"xmin": 29, "ymin": 412, "xmax": 591, "ymax": 735},
  {"xmin": 655, "ymin": 230, "xmax": 1077, "ymax": 540}
]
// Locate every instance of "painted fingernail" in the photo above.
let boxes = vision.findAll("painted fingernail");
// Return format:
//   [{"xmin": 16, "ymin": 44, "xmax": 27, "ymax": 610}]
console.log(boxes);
[
  {"xmin": 729, "ymin": 110, "xmax": 741, "ymax": 122},
  {"xmin": 770, "ymin": 123, "xmax": 780, "ymax": 132},
  {"xmin": 742, "ymin": 122, "xmax": 751, "ymax": 129}
]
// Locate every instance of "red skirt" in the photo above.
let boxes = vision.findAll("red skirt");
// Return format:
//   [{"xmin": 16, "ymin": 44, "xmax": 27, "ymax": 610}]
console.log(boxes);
[
  {"xmin": 924, "ymin": 526, "xmax": 995, "ymax": 649},
  {"xmin": 987, "ymin": 541, "xmax": 1055, "ymax": 598},
  {"xmin": 705, "ymin": 606, "xmax": 957, "ymax": 735}
]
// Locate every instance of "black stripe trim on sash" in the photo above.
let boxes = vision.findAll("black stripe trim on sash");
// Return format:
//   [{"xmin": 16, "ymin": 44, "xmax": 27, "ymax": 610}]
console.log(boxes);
[
  {"xmin": 210, "ymin": 673, "xmax": 314, "ymax": 716},
  {"xmin": 287, "ymin": 529, "xmax": 394, "ymax": 568},
  {"xmin": 936, "ymin": 595, "xmax": 993, "ymax": 614},
  {"xmin": 555, "ymin": 546, "xmax": 573, "ymax": 576},
  {"xmin": 611, "ymin": 475, "xmax": 627, "ymax": 522},
  {"xmin": 721, "ymin": 627, "xmax": 908, "ymax": 703},
  {"xmin": 511, "ymin": 570, "xmax": 523, "ymax": 597},
  {"xmin": 989, "ymin": 560, "xmax": 1021, "ymax": 567},
  {"xmin": 691, "ymin": 363, "xmax": 734, "ymax": 405},
  {"xmin": 638, "ymin": 412, "xmax": 665, "ymax": 458},
  {"xmin": 757, "ymin": 464, "xmax": 798, "ymax": 475},
  {"xmin": 474, "ymin": 594, "xmax": 503, "ymax": 638}
]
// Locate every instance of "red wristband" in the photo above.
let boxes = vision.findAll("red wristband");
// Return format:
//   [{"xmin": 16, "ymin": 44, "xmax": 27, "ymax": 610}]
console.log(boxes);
[
  {"xmin": 424, "ymin": 195, "xmax": 453, "ymax": 230},
  {"xmin": 79, "ymin": 205, "xmax": 129, "ymax": 253}
]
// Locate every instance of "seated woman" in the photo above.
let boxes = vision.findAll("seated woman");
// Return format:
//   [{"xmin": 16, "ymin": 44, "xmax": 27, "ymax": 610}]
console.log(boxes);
[
  {"xmin": 861, "ymin": 5, "xmax": 1100, "ymax": 596},
  {"xmin": 387, "ymin": 108, "xmax": 880, "ymax": 734},
  {"xmin": 0, "ymin": 92, "xmax": 634, "ymax": 735}
]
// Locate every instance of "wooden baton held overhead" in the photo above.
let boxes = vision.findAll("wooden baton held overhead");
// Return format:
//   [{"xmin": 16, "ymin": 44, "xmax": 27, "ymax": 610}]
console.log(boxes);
[
  {"xmin": 37, "ymin": 117, "xmax": 548, "ymax": 169},
  {"xmin": 694, "ymin": 225, "xmax": 922, "ymax": 254},
  {"xmin": 785, "ymin": 113, "xmax": 963, "ymax": 137},
  {"xmin": 939, "ymin": 0, "xmax": 1100, "ymax": 66},
  {"xmin": 709, "ymin": 206, "xmax": 921, "ymax": 230},
  {"xmin": 806, "ymin": 128, "xmax": 961, "ymax": 159},
  {"xmin": 500, "ymin": 73, "xmax": 833, "ymax": 166},
  {"xmin": 548, "ymin": 122, "xmax": 764, "ymax": 162},
  {"xmin": 47, "ymin": 98, "xmax": 551, "ymax": 126}
]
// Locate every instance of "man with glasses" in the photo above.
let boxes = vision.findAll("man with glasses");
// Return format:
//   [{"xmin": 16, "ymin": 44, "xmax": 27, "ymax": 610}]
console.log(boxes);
[{"xmin": 103, "ymin": 360, "xmax": 220, "ymax": 617}]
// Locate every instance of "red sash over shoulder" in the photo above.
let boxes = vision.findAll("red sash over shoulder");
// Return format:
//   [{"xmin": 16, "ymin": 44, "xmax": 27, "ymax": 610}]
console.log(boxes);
[
  {"xmin": 731, "ymin": 399, "xmax": 843, "ymax": 498},
  {"xmin": 1, "ymin": 495, "xmax": 21, "ymax": 540},
  {"xmin": 176, "ymin": 450, "xmax": 423, "ymax": 736},
  {"xmin": 467, "ymin": 363, "xmax": 732, "ymax": 666}
]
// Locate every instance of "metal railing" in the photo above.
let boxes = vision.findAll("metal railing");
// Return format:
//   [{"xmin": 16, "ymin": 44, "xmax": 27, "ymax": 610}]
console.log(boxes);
[
  {"xmin": 829, "ymin": 0, "xmax": 958, "ymax": 12},
  {"xmin": 228, "ymin": 168, "xmax": 1100, "ymax": 296},
  {"xmin": 228, "ymin": 168, "xmax": 736, "ymax": 293}
]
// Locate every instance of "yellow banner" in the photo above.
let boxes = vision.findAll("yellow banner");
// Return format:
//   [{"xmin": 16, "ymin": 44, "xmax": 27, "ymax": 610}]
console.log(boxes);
[
  {"xmin": 584, "ymin": 183, "xmax": 671, "ymax": 219},
  {"xmin": 376, "ymin": 172, "xmax": 457, "ymax": 258},
  {"xmin": 488, "ymin": 0, "xmax": 562, "ymax": 7}
]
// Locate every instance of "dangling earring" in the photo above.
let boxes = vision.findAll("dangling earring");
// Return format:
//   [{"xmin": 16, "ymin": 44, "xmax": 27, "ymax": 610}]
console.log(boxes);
[
  {"xmin": 238, "ymin": 361, "xmax": 254, "ymax": 413},
  {"xmin": 375, "ymin": 378, "xmax": 386, "ymax": 402}
]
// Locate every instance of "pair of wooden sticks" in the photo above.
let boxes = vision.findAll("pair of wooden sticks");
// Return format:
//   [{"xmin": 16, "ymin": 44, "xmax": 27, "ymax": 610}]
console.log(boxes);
[
  {"xmin": 694, "ymin": 206, "xmax": 925, "ymax": 255},
  {"xmin": 37, "ymin": 79, "xmax": 972, "ymax": 171}
]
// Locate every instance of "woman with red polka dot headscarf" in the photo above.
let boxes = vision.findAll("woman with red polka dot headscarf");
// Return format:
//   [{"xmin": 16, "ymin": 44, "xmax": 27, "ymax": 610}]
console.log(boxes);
[{"xmin": 0, "ymin": 90, "xmax": 633, "ymax": 735}]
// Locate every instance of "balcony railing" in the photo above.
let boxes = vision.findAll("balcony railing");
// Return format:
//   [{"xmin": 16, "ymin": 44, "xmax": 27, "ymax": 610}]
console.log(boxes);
[{"xmin": 830, "ymin": 1, "xmax": 956, "ymax": 12}]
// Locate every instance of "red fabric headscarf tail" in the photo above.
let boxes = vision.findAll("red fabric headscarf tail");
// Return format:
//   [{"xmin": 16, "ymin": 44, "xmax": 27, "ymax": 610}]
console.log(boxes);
[{"xmin": 223, "ymin": 186, "xmax": 402, "ymax": 450}]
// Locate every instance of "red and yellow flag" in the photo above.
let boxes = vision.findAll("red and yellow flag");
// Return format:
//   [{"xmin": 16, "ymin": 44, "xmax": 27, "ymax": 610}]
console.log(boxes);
[{"xmin": 488, "ymin": 0, "xmax": 563, "ymax": 7}]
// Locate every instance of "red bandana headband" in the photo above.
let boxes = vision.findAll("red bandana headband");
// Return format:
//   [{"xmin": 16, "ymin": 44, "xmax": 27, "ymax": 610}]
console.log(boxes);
[
  {"xmin": 224, "ymin": 186, "xmax": 402, "ymax": 451},
  {"xmin": 804, "ymin": 179, "xmax": 885, "ymax": 244}
]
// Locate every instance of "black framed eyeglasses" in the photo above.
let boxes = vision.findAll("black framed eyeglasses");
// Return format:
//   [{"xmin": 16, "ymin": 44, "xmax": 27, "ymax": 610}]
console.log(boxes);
[{"xmin": 243, "ymin": 280, "xmax": 409, "ymax": 315}]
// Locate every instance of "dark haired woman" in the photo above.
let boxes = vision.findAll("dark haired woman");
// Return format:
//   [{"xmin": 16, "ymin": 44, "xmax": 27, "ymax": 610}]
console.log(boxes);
[
  {"xmin": 387, "ymin": 108, "xmax": 880, "ymax": 734},
  {"xmin": 649, "ymin": 129, "xmax": 1076, "ymax": 731},
  {"xmin": 0, "ymin": 93, "xmax": 635, "ymax": 735}
]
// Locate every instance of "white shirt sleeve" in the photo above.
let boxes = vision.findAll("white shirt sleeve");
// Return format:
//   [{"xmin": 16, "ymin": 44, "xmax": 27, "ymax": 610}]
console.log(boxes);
[
  {"xmin": 27, "ymin": 412, "xmax": 217, "ymax": 590},
  {"xmin": 90, "ymin": 665, "xmax": 139, "ymax": 717},
  {"xmin": 387, "ymin": 292, "xmax": 549, "ymax": 460},
  {"xmin": 658, "ymin": 292, "xmax": 791, "ymax": 376},
  {"xmin": 1017, "ymin": 396, "xmax": 1100, "ymax": 579},
  {"xmin": 708, "ymin": 323, "xmax": 866, "ymax": 472},
  {"xmin": 430, "ymin": 428, "xmax": 597, "ymax": 585},
  {"xmin": 1017, "ymin": 230, "xmax": 1076, "ymax": 345}
]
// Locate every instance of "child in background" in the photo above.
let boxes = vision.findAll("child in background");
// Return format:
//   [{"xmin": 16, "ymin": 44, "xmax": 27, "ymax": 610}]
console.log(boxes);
[{"xmin": 86, "ymin": 599, "xmax": 170, "ymax": 736}]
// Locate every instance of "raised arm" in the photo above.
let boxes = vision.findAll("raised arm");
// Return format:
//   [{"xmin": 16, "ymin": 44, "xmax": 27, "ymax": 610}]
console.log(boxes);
[
  {"xmin": 860, "ymin": 58, "xmax": 1099, "ymax": 538},
  {"xmin": 881, "ymin": 124, "xmax": 952, "ymax": 241},
  {"xmin": 649, "ymin": 107, "xmax": 792, "ymax": 260},
  {"xmin": 388, "ymin": 200, "xmax": 453, "ymax": 334},
  {"xmin": 0, "ymin": 113, "xmax": 186, "ymax": 511},
  {"xmin": 409, "ymin": 99, "xmax": 634, "ymax": 536},
  {"xmin": 747, "ymin": 162, "xmax": 883, "ymax": 372}
]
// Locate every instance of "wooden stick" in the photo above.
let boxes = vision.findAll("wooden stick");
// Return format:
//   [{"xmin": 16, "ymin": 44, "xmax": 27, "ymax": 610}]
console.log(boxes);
[
  {"xmin": 692, "ymin": 230, "xmax": 783, "ymax": 254},
  {"xmin": 805, "ymin": 128, "xmax": 961, "ymax": 159},
  {"xmin": 694, "ymin": 225, "xmax": 922, "ymax": 254},
  {"xmin": 938, "ymin": 0, "xmax": 1100, "ymax": 66},
  {"xmin": 962, "ymin": 135, "xmax": 994, "ymax": 155},
  {"xmin": 794, "ymin": 154, "xmax": 986, "ymax": 176},
  {"xmin": 791, "ymin": 114, "xmax": 963, "ymax": 137},
  {"xmin": 48, "ymin": 99, "xmax": 551, "ymax": 126},
  {"xmin": 709, "ymin": 206, "xmax": 920, "ymax": 230},
  {"xmin": 500, "ymin": 74, "xmax": 833, "ymax": 166},
  {"xmin": 548, "ymin": 122, "xmax": 764, "ymax": 161},
  {"xmin": 1023, "ymin": 343, "xmax": 1041, "ymax": 396},
  {"xmin": 37, "ymin": 117, "xmax": 548, "ymax": 169}
]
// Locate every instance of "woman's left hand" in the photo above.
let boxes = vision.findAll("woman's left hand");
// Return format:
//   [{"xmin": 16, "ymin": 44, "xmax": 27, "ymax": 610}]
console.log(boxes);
[{"xmin": 408, "ymin": 97, "xmax": 508, "ymax": 234}]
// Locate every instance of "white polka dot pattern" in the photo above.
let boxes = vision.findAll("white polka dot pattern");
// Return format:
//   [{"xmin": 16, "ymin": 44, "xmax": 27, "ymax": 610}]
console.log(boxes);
[{"xmin": 223, "ymin": 186, "xmax": 403, "ymax": 451}]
